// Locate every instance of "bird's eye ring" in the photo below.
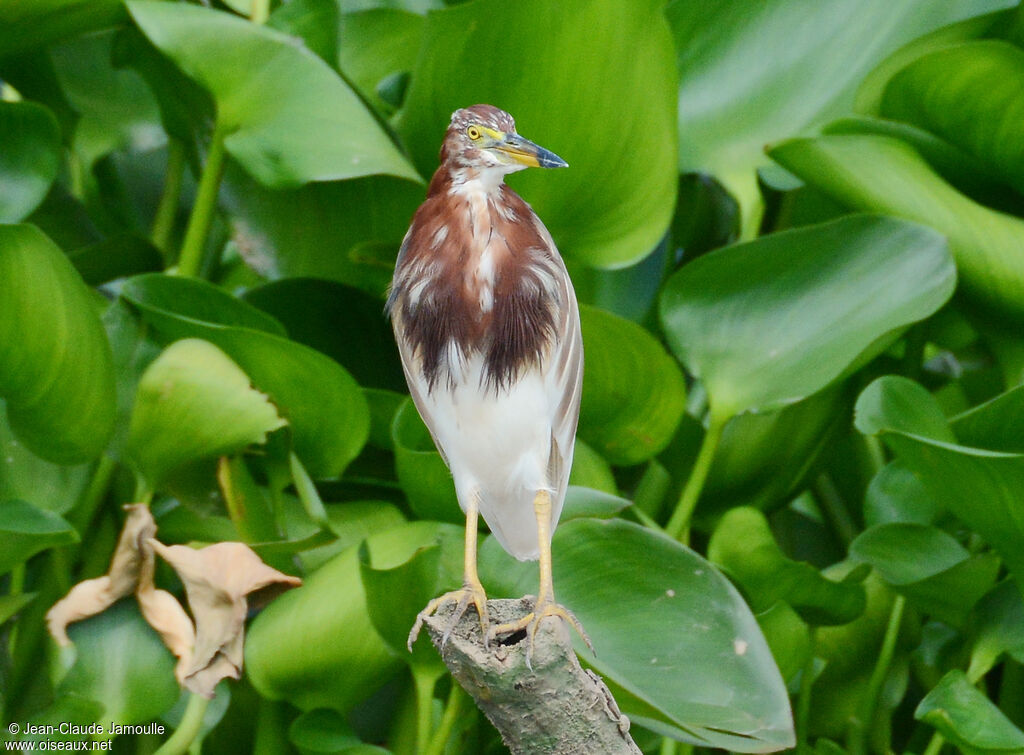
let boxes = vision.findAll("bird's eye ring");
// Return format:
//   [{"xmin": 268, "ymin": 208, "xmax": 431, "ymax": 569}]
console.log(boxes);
[{"xmin": 467, "ymin": 126, "xmax": 481, "ymax": 140}]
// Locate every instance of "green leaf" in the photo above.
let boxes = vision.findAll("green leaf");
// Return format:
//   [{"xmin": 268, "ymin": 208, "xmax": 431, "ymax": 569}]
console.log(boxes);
[
  {"xmin": 709, "ymin": 507, "xmax": 866, "ymax": 626},
  {"xmin": 969, "ymin": 580, "xmax": 1024, "ymax": 680},
  {"xmin": 246, "ymin": 522, "xmax": 459, "ymax": 713},
  {"xmin": 396, "ymin": 0, "xmax": 678, "ymax": 268},
  {"xmin": 125, "ymin": 339, "xmax": 286, "ymax": 489},
  {"xmin": 0, "ymin": 593, "xmax": 36, "ymax": 626},
  {"xmin": 0, "ymin": 499, "xmax": 78, "ymax": 576},
  {"xmin": 915, "ymin": 670, "xmax": 1024, "ymax": 751},
  {"xmin": 853, "ymin": 375, "xmax": 956, "ymax": 443},
  {"xmin": 221, "ymin": 168, "xmax": 422, "ymax": 295},
  {"xmin": 756, "ymin": 602, "xmax": 812, "ymax": 686},
  {"xmin": 0, "ymin": 224, "xmax": 116, "ymax": 463},
  {"xmin": 480, "ymin": 519, "xmax": 795, "ymax": 752},
  {"xmin": 121, "ymin": 275, "xmax": 369, "ymax": 479},
  {"xmin": 391, "ymin": 398, "xmax": 458, "ymax": 524},
  {"xmin": 0, "ymin": 102, "xmax": 61, "ymax": 223},
  {"xmin": 560, "ymin": 486, "xmax": 631, "ymax": 522},
  {"xmin": 566, "ymin": 439, "xmax": 617, "ymax": 495},
  {"xmin": 952, "ymin": 382, "xmax": 1024, "ymax": 453},
  {"xmin": 128, "ymin": 1, "xmax": 420, "ymax": 187},
  {"xmin": 851, "ymin": 522, "xmax": 999, "ymax": 627},
  {"xmin": 855, "ymin": 376, "xmax": 1024, "ymax": 595},
  {"xmin": 289, "ymin": 709, "xmax": 363, "ymax": 754},
  {"xmin": 659, "ymin": 215, "xmax": 955, "ymax": 420},
  {"xmin": 0, "ymin": 0, "xmax": 126, "ymax": 58},
  {"xmin": 881, "ymin": 41, "xmax": 1024, "ymax": 195},
  {"xmin": 769, "ymin": 133, "xmax": 1024, "ymax": 329},
  {"xmin": 58, "ymin": 600, "xmax": 180, "ymax": 730},
  {"xmin": 242, "ymin": 278, "xmax": 405, "ymax": 391},
  {"xmin": 335, "ymin": 9, "xmax": 423, "ymax": 116},
  {"xmin": 578, "ymin": 306, "xmax": 685, "ymax": 465},
  {"xmin": 863, "ymin": 460, "xmax": 940, "ymax": 527},
  {"xmin": 667, "ymin": 0, "xmax": 1012, "ymax": 232},
  {"xmin": 67, "ymin": 233, "xmax": 164, "ymax": 286}
]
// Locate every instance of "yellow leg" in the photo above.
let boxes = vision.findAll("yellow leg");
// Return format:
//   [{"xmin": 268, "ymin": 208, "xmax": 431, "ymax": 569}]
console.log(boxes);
[
  {"xmin": 488, "ymin": 490, "xmax": 593, "ymax": 667},
  {"xmin": 407, "ymin": 493, "xmax": 489, "ymax": 650}
]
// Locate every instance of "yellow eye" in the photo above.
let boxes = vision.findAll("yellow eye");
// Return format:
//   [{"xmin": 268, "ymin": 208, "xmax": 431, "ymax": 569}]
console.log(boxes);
[{"xmin": 467, "ymin": 126, "xmax": 481, "ymax": 140}]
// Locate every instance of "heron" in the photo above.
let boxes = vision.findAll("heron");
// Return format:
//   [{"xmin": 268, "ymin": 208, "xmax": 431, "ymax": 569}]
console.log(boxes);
[{"xmin": 388, "ymin": 104, "xmax": 588, "ymax": 662}]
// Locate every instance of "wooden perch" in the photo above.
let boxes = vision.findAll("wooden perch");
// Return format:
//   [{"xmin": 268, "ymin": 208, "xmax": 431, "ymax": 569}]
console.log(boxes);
[{"xmin": 424, "ymin": 598, "xmax": 642, "ymax": 755}]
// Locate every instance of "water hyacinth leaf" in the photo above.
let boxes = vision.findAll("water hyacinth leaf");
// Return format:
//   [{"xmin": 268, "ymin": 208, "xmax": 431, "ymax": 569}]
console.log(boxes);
[
  {"xmin": 58, "ymin": 600, "xmax": 180, "ymax": 730},
  {"xmin": 391, "ymin": 398, "xmax": 459, "ymax": 524},
  {"xmin": 915, "ymin": 670, "xmax": 1024, "ymax": 751},
  {"xmin": 126, "ymin": 339, "xmax": 286, "ymax": 489},
  {"xmin": 853, "ymin": 376, "xmax": 955, "ymax": 443},
  {"xmin": 0, "ymin": 593, "xmax": 36, "ymax": 627},
  {"xmin": 951, "ymin": 382, "xmax": 1024, "ymax": 453},
  {"xmin": 854, "ymin": 376, "xmax": 1024, "ymax": 593},
  {"xmin": 756, "ymin": 602, "xmax": 812, "ymax": 685},
  {"xmin": 335, "ymin": 9, "xmax": 423, "ymax": 116},
  {"xmin": 480, "ymin": 519, "xmax": 795, "ymax": 752},
  {"xmin": 289, "ymin": 709, "xmax": 363, "ymax": 754},
  {"xmin": 851, "ymin": 522, "xmax": 999, "ymax": 626},
  {"xmin": 397, "ymin": 0, "xmax": 677, "ymax": 268},
  {"xmin": 708, "ymin": 507, "xmax": 865, "ymax": 626},
  {"xmin": 578, "ymin": 305, "xmax": 686, "ymax": 465},
  {"xmin": 566, "ymin": 439, "xmax": 617, "ymax": 495},
  {"xmin": 221, "ymin": 168, "xmax": 424, "ymax": 295},
  {"xmin": 659, "ymin": 215, "xmax": 955, "ymax": 420},
  {"xmin": 863, "ymin": 460, "xmax": 939, "ymax": 527},
  {"xmin": 881, "ymin": 41, "xmax": 1024, "ymax": 195},
  {"xmin": 127, "ymin": 1, "xmax": 420, "ymax": 187},
  {"xmin": 0, "ymin": 224, "xmax": 116, "ymax": 463},
  {"xmin": 0, "ymin": 500, "xmax": 78, "ymax": 577},
  {"xmin": 0, "ymin": 414, "xmax": 93, "ymax": 516},
  {"xmin": 969, "ymin": 580, "xmax": 1024, "ymax": 680},
  {"xmin": 242, "ymin": 278, "xmax": 405, "ymax": 391},
  {"xmin": 560, "ymin": 487, "xmax": 631, "ymax": 522},
  {"xmin": 0, "ymin": 0, "xmax": 126, "ymax": 58},
  {"xmin": 667, "ymin": 0, "xmax": 1012, "ymax": 232},
  {"xmin": 67, "ymin": 233, "xmax": 164, "ymax": 287},
  {"xmin": 121, "ymin": 276, "xmax": 369, "ymax": 479},
  {"xmin": 246, "ymin": 522, "xmax": 460, "ymax": 712},
  {"xmin": 769, "ymin": 134, "xmax": 1024, "ymax": 329},
  {"xmin": 0, "ymin": 102, "xmax": 61, "ymax": 223}
]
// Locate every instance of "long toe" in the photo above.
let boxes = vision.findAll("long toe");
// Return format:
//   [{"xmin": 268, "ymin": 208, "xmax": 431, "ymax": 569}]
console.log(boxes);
[{"xmin": 407, "ymin": 584, "xmax": 489, "ymax": 651}]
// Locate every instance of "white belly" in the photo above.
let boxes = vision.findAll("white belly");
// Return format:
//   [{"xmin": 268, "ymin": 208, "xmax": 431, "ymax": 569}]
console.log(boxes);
[{"xmin": 423, "ymin": 352, "xmax": 557, "ymax": 561}]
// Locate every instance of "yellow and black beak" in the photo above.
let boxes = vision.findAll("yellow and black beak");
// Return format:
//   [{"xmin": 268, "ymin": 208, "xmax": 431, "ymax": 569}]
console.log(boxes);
[{"xmin": 494, "ymin": 132, "xmax": 568, "ymax": 169}]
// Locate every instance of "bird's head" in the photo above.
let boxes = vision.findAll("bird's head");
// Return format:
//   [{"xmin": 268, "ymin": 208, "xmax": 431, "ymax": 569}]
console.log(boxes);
[{"xmin": 441, "ymin": 105, "xmax": 568, "ymax": 179}]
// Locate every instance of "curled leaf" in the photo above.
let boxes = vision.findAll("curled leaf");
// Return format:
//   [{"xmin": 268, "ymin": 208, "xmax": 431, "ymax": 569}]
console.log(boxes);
[{"xmin": 148, "ymin": 540, "xmax": 301, "ymax": 697}]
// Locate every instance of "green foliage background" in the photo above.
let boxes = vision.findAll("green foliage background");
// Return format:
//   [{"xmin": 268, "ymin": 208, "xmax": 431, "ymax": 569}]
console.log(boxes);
[{"xmin": 2, "ymin": 0, "xmax": 1024, "ymax": 753}]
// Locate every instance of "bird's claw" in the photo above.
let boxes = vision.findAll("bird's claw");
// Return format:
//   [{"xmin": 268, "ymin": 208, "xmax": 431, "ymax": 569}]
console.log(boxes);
[
  {"xmin": 407, "ymin": 583, "xmax": 489, "ymax": 652},
  {"xmin": 487, "ymin": 596, "xmax": 593, "ymax": 669}
]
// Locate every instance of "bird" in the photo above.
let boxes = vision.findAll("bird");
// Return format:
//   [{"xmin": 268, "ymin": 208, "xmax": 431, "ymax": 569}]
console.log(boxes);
[{"xmin": 387, "ymin": 104, "xmax": 588, "ymax": 662}]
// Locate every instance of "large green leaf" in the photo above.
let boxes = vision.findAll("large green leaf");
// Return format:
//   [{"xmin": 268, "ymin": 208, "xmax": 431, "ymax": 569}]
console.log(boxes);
[
  {"xmin": 0, "ymin": 224, "xmax": 116, "ymax": 463},
  {"xmin": 659, "ymin": 215, "xmax": 955, "ymax": 420},
  {"xmin": 246, "ymin": 521, "xmax": 459, "ymax": 712},
  {"xmin": 770, "ymin": 133, "xmax": 1024, "ymax": 329},
  {"xmin": 969, "ymin": 580, "xmax": 1024, "ymax": 680},
  {"xmin": 709, "ymin": 507, "xmax": 865, "ymax": 626},
  {"xmin": 667, "ymin": 0, "xmax": 1012, "ymax": 233},
  {"xmin": 881, "ymin": 40, "xmax": 1024, "ymax": 196},
  {"xmin": 855, "ymin": 376, "xmax": 1024, "ymax": 595},
  {"xmin": 0, "ymin": 499, "xmax": 78, "ymax": 576},
  {"xmin": 480, "ymin": 519, "xmax": 795, "ymax": 752},
  {"xmin": 396, "ymin": 0, "xmax": 677, "ymax": 268},
  {"xmin": 0, "ymin": 0, "xmax": 126, "ymax": 58},
  {"xmin": 127, "ymin": 1, "xmax": 420, "ymax": 187},
  {"xmin": 334, "ymin": 9, "xmax": 423, "ymax": 116},
  {"xmin": 0, "ymin": 102, "xmax": 61, "ymax": 223},
  {"xmin": 391, "ymin": 398, "xmax": 458, "ymax": 524},
  {"xmin": 951, "ymin": 382, "xmax": 1024, "ymax": 453},
  {"xmin": 578, "ymin": 305, "xmax": 685, "ymax": 465},
  {"xmin": 58, "ymin": 600, "xmax": 180, "ymax": 730},
  {"xmin": 915, "ymin": 670, "xmax": 1024, "ymax": 752},
  {"xmin": 125, "ymin": 339, "xmax": 287, "ymax": 489},
  {"xmin": 120, "ymin": 275, "xmax": 369, "ymax": 478}
]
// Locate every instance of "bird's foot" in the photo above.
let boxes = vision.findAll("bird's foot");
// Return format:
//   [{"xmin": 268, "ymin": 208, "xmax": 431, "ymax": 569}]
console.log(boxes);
[
  {"xmin": 487, "ymin": 595, "xmax": 594, "ymax": 669},
  {"xmin": 407, "ymin": 582, "xmax": 489, "ymax": 651}
]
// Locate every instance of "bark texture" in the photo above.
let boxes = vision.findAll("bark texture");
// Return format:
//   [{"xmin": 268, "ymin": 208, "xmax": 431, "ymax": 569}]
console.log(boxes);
[{"xmin": 424, "ymin": 598, "xmax": 642, "ymax": 755}]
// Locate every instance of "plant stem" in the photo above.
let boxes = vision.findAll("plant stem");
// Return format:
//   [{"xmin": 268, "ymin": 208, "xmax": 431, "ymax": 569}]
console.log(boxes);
[
  {"xmin": 69, "ymin": 455, "xmax": 116, "ymax": 531},
  {"xmin": 176, "ymin": 124, "xmax": 229, "ymax": 279},
  {"xmin": 412, "ymin": 668, "xmax": 438, "ymax": 755},
  {"xmin": 151, "ymin": 139, "xmax": 186, "ymax": 259},
  {"xmin": 813, "ymin": 473, "xmax": 857, "ymax": 548},
  {"xmin": 423, "ymin": 682, "xmax": 465, "ymax": 755},
  {"xmin": 921, "ymin": 730, "xmax": 945, "ymax": 755},
  {"xmin": 796, "ymin": 628, "xmax": 817, "ymax": 750},
  {"xmin": 155, "ymin": 693, "xmax": 209, "ymax": 755},
  {"xmin": 847, "ymin": 594, "xmax": 906, "ymax": 755},
  {"xmin": 665, "ymin": 411, "xmax": 728, "ymax": 542},
  {"xmin": 249, "ymin": 0, "xmax": 270, "ymax": 24}
]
